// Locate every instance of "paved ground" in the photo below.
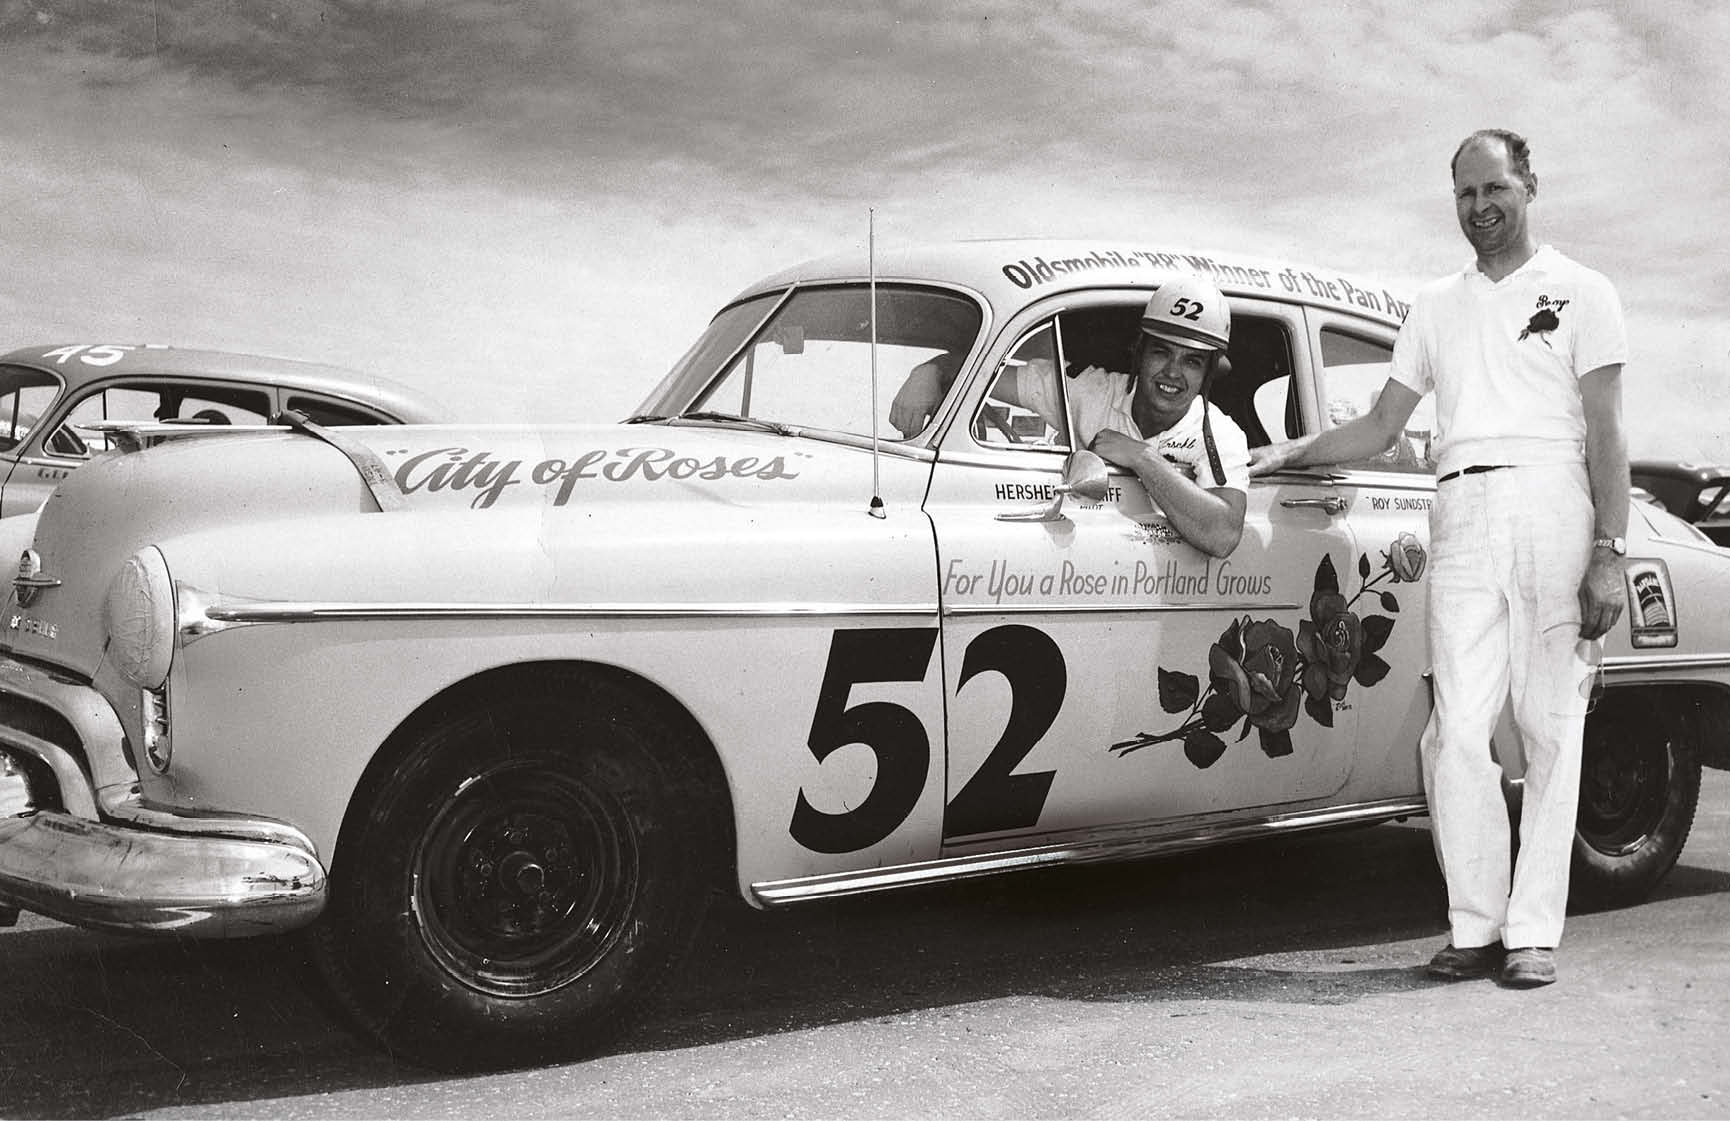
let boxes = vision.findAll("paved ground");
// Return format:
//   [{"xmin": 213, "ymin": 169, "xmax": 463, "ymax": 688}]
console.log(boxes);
[{"xmin": 2, "ymin": 772, "xmax": 1728, "ymax": 1119}]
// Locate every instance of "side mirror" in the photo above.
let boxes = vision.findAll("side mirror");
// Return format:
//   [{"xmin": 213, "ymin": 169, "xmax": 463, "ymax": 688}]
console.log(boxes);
[{"xmin": 996, "ymin": 449, "xmax": 1110, "ymax": 523}]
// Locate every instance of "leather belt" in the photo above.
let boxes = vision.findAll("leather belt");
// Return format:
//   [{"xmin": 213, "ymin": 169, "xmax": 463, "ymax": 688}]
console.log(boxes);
[{"xmin": 1437, "ymin": 464, "xmax": 1509, "ymax": 485}]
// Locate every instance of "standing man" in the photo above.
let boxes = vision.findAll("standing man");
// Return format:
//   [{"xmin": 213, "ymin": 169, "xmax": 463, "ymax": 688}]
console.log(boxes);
[{"xmin": 1251, "ymin": 129, "xmax": 1629, "ymax": 987}]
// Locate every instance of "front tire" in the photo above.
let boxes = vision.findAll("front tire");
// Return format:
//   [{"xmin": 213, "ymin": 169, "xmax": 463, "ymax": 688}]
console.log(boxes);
[
  {"xmin": 1570, "ymin": 691, "xmax": 1700, "ymax": 909},
  {"xmin": 310, "ymin": 673, "xmax": 720, "ymax": 1070}
]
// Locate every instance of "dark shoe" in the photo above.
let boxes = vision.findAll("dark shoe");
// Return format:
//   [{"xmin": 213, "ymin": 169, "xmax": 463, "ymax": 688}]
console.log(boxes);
[
  {"xmin": 1501, "ymin": 947, "xmax": 1557, "ymax": 988},
  {"xmin": 1425, "ymin": 941, "xmax": 1504, "ymax": 980}
]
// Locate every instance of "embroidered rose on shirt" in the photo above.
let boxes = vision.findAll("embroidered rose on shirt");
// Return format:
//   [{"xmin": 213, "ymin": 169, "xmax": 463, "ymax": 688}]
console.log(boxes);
[{"xmin": 1519, "ymin": 295, "xmax": 1570, "ymax": 347}]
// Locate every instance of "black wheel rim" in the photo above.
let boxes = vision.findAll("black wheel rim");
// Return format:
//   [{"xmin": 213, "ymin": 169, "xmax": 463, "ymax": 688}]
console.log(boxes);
[
  {"xmin": 412, "ymin": 760, "xmax": 639, "ymax": 997},
  {"xmin": 1577, "ymin": 705, "xmax": 1671, "ymax": 858}
]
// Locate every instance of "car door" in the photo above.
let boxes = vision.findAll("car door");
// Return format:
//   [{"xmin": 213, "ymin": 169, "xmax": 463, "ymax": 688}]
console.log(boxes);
[
  {"xmin": 1297, "ymin": 306, "xmax": 1439, "ymax": 799},
  {"xmin": 924, "ymin": 290, "xmax": 1364, "ymax": 853}
]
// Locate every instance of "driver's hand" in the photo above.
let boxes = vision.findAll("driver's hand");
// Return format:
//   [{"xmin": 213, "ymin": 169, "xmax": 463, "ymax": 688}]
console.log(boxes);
[
  {"xmin": 889, "ymin": 361, "xmax": 945, "ymax": 438},
  {"xmin": 1088, "ymin": 428, "xmax": 1148, "ymax": 471}
]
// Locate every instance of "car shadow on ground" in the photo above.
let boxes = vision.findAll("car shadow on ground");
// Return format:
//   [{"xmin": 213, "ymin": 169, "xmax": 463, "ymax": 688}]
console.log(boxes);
[
  {"xmin": 628, "ymin": 821, "xmax": 1451, "ymax": 1052},
  {"xmin": 3, "ymin": 820, "xmax": 1728, "ymax": 1118}
]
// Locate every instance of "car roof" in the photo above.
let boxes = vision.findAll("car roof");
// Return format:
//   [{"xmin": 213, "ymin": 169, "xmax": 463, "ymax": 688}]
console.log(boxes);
[
  {"xmin": 0, "ymin": 343, "xmax": 448, "ymax": 423},
  {"xmin": 729, "ymin": 238, "xmax": 1409, "ymax": 328}
]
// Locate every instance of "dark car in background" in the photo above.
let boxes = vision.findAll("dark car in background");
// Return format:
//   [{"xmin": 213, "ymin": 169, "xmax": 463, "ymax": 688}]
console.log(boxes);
[
  {"xmin": 0, "ymin": 343, "xmax": 448, "ymax": 517},
  {"xmin": 1631, "ymin": 459, "xmax": 1730, "ymax": 546}
]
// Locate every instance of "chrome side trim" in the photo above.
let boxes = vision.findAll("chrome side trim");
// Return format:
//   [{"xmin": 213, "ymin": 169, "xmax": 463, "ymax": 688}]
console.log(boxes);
[
  {"xmin": 1323, "ymin": 469, "xmax": 1437, "ymax": 491},
  {"xmin": 204, "ymin": 601, "xmax": 941, "ymax": 623},
  {"xmin": 1603, "ymin": 653, "xmax": 1730, "ymax": 674},
  {"xmin": 946, "ymin": 600, "xmax": 1302, "ymax": 616},
  {"xmin": 751, "ymin": 795, "xmax": 1429, "ymax": 906}
]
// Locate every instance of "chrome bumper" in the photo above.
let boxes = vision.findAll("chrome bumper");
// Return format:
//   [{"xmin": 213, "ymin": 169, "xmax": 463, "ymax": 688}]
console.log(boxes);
[
  {"xmin": 0, "ymin": 809, "xmax": 326, "ymax": 936},
  {"xmin": 0, "ymin": 656, "xmax": 327, "ymax": 938}
]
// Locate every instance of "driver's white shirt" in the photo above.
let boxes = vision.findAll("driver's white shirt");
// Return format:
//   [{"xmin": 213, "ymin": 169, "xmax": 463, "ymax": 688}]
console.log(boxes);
[{"xmin": 1016, "ymin": 361, "xmax": 1249, "ymax": 493}]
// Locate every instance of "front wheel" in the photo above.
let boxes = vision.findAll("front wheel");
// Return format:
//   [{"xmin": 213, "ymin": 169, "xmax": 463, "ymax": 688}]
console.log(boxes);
[
  {"xmin": 310, "ymin": 673, "xmax": 721, "ymax": 1070},
  {"xmin": 1570, "ymin": 691, "xmax": 1700, "ymax": 909}
]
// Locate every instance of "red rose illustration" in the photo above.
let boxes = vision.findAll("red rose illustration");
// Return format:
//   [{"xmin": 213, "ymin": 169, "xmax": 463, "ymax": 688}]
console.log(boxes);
[
  {"xmin": 1208, "ymin": 617, "xmax": 1303, "ymax": 735},
  {"xmin": 1298, "ymin": 589, "xmax": 1364, "ymax": 703}
]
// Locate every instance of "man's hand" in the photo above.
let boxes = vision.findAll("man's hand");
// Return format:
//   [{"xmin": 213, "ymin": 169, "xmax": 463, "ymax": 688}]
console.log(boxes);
[
  {"xmin": 1249, "ymin": 438, "xmax": 1307, "ymax": 477},
  {"xmin": 1578, "ymin": 550, "xmax": 1626, "ymax": 640},
  {"xmin": 888, "ymin": 361, "xmax": 945, "ymax": 438},
  {"xmin": 1088, "ymin": 427, "xmax": 1149, "ymax": 472}
]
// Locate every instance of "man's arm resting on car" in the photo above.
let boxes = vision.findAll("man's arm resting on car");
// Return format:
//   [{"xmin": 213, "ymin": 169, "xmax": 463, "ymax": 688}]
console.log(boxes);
[
  {"xmin": 1249, "ymin": 380, "xmax": 1422, "ymax": 475},
  {"xmin": 1091, "ymin": 428, "xmax": 1246, "ymax": 558}
]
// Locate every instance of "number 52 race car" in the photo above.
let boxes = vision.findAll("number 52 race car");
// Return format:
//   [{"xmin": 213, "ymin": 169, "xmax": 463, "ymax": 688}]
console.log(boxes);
[{"xmin": 1, "ymin": 241, "xmax": 1726, "ymax": 1070}]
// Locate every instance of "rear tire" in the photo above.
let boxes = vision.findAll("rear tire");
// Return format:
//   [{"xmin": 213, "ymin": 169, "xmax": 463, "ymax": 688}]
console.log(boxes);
[
  {"xmin": 1570, "ymin": 691, "xmax": 1700, "ymax": 909},
  {"xmin": 310, "ymin": 673, "xmax": 719, "ymax": 1070}
]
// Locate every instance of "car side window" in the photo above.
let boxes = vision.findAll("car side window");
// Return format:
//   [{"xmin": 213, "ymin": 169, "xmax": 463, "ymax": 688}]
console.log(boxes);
[
  {"xmin": 283, "ymin": 395, "xmax": 392, "ymax": 426},
  {"xmin": 1316, "ymin": 328, "xmax": 1436, "ymax": 473},
  {"xmin": 1208, "ymin": 311, "xmax": 1299, "ymax": 450},
  {"xmin": 974, "ymin": 323, "xmax": 1069, "ymax": 448},
  {"xmin": 57, "ymin": 383, "xmax": 272, "ymax": 456},
  {"xmin": 975, "ymin": 301, "xmax": 1304, "ymax": 454},
  {"xmin": 0, "ymin": 380, "xmax": 62, "ymax": 455},
  {"xmin": 972, "ymin": 303, "xmax": 1148, "ymax": 451}
]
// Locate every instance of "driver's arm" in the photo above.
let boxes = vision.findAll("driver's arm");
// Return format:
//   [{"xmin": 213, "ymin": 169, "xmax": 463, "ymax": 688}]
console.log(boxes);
[
  {"xmin": 888, "ymin": 354, "xmax": 963, "ymax": 438},
  {"xmin": 1092, "ymin": 428, "xmax": 1246, "ymax": 557}
]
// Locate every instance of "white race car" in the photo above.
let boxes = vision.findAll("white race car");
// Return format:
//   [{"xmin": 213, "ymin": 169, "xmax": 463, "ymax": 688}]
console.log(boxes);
[{"xmin": 1, "ymin": 241, "xmax": 1724, "ymax": 1069}]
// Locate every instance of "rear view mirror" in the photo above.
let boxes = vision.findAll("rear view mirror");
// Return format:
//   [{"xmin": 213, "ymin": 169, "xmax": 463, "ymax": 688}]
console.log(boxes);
[{"xmin": 996, "ymin": 450, "xmax": 1110, "ymax": 523}]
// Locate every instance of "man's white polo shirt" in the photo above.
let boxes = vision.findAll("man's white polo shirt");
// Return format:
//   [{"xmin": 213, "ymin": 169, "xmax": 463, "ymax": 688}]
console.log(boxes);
[
  {"xmin": 1387, "ymin": 245, "xmax": 1627, "ymax": 479},
  {"xmin": 1017, "ymin": 362, "xmax": 1250, "ymax": 493}
]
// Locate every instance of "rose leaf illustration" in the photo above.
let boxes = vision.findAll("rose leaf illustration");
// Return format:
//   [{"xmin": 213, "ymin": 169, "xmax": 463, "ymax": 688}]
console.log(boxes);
[
  {"xmin": 1358, "ymin": 552, "xmax": 1372, "ymax": 580},
  {"xmin": 1379, "ymin": 591, "xmax": 1400, "ymax": 613},
  {"xmin": 1305, "ymin": 692, "xmax": 1334, "ymax": 728},
  {"xmin": 1259, "ymin": 727, "xmax": 1294, "ymax": 758},
  {"xmin": 1201, "ymin": 691, "xmax": 1241, "ymax": 731},
  {"xmin": 1158, "ymin": 667, "xmax": 1201, "ymax": 714},
  {"xmin": 1314, "ymin": 553, "xmax": 1339, "ymax": 596},
  {"xmin": 1355, "ymin": 652, "xmax": 1391, "ymax": 687},
  {"xmin": 1361, "ymin": 614, "xmax": 1394, "ymax": 655},
  {"xmin": 1183, "ymin": 730, "xmax": 1228, "ymax": 769}
]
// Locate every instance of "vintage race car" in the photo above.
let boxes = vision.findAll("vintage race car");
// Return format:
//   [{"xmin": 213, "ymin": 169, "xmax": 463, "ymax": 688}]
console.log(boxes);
[
  {"xmin": 0, "ymin": 343, "xmax": 448, "ymax": 516},
  {"xmin": 1, "ymin": 241, "xmax": 1726, "ymax": 1070}
]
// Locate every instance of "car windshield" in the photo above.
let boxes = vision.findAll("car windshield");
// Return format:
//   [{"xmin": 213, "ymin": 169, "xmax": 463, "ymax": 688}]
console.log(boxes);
[
  {"xmin": 637, "ymin": 284, "xmax": 983, "ymax": 441},
  {"xmin": 0, "ymin": 366, "xmax": 64, "ymax": 454}
]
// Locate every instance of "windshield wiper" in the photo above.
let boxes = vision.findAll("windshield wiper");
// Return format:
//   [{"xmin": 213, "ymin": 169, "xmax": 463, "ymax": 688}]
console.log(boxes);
[
  {"xmin": 622, "ymin": 413, "xmax": 667, "ymax": 424},
  {"xmin": 672, "ymin": 411, "xmax": 796, "ymax": 437}
]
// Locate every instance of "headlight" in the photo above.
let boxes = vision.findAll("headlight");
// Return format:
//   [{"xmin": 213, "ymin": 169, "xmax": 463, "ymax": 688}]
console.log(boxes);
[{"xmin": 105, "ymin": 547, "xmax": 176, "ymax": 690}]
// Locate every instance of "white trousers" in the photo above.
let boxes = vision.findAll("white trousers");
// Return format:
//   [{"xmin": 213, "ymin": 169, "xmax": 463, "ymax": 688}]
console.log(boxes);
[{"xmin": 1420, "ymin": 462, "xmax": 1599, "ymax": 950}]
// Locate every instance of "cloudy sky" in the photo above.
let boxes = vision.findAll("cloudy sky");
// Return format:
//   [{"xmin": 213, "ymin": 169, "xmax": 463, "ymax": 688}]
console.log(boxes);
[{"xmin": 2, "ymin": 0, "xmax": 1726, "ymax": 460}]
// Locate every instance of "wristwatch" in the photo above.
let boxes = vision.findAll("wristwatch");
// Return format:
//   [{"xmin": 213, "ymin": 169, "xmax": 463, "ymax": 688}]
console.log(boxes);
[{"xmin": 1593, "ymin": 536, "xmax": 1627, "ymax": 556}]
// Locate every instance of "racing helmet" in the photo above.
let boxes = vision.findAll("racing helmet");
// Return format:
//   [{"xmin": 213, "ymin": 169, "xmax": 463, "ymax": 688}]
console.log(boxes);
[{"xmin": 1140, "ymin": 276, "xmax": 1231, "ymax": 353}]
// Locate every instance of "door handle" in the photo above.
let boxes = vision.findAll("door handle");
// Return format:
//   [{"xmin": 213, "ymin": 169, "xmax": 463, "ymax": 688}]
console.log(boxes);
[{"xmin": 1281, "ymin": 496, "xmax": 1347, "ymax": 515}]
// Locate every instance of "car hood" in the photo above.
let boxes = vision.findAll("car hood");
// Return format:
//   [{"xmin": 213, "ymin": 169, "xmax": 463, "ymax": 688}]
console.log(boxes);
[{"xmin": 0, "ymin": 422, "xmax": 937, "ymax": 679}]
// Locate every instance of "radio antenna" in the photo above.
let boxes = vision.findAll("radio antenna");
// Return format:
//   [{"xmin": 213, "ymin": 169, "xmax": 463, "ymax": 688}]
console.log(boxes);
[{"xmin": 867, "ymin": 207, "xmax": 886, "ymax": 518}]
